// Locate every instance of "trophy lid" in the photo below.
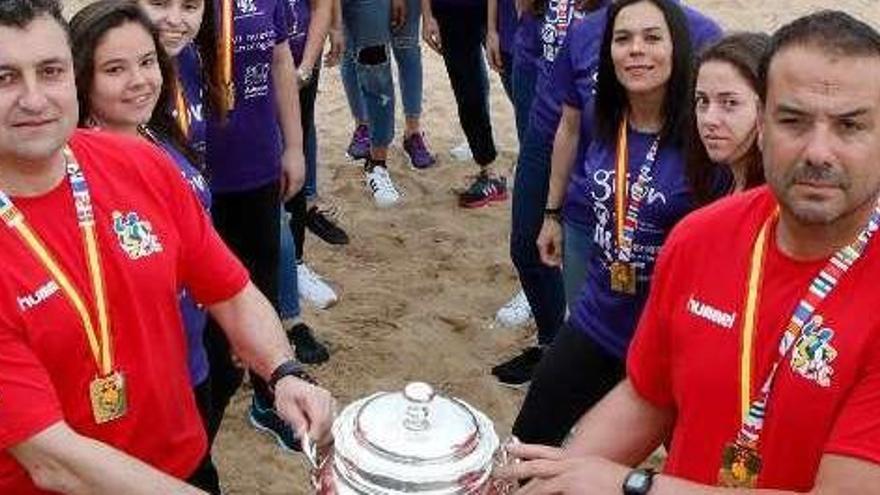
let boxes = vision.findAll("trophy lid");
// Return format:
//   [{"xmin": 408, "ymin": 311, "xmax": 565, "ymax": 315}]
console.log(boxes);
[{"xmin": 331, "ymin": 382, "xmax": 499, "ymax": 493}]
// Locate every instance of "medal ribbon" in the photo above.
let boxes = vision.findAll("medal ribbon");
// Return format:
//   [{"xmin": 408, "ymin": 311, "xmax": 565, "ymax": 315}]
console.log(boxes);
[
  {"xmin": 613, "ymin": 117, "xmax": 661, "ymax": 264},
  {"xmin": 218, "ymin": 0, "xmax": 236, "ymax": 112},
  {"xmin": 0, "ymin": 148, "xmax": 113, "ymax": 376},
  {"xmin": 735, "ymin": 201, "xmax": 880, "ymax": 448},
  {"xmin": 172, "ymin": 81, "xmax": 191, "ymax": 139}
]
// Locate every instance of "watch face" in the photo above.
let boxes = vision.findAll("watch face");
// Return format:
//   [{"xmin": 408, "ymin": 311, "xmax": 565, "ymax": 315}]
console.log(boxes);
[{"xmin": 626, "ymin": 472, "xmax": 647, "ymax": 488}]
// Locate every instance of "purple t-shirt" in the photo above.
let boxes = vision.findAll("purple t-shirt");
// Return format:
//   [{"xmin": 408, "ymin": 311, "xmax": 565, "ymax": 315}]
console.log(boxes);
[
  {"xmin": 561, "ymin": 3, "xmax": 724, "ymax": 358},
  {"xmin": 159, "ymin": 140, "xmax": 212, "ymax": 386},
  {"xmin": 286, "ymin": 0, "xmax": 311, "ymax": 65},
  {"xmin": 497, "ymin": 0, "xmax": 518, "ymax": 55},
  {"xmin": 567, "ymin": 128, "xmax": 693, "ymax": 359},
  {"xmin": 175, "ymin": 44, "xmax": 207, "ymax": 160},
  {"xmin": 205, "ymin": 0, "xmax": 289, "ymax": 193},
  {"xmin": 513, "ymin": 1, "xmax": 586, "ymax": 74}
]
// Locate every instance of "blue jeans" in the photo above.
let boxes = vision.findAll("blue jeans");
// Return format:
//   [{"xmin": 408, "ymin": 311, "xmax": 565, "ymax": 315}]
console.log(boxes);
[
  {"xmin": 510, "ymin": 127, "xmax": 564, "ymax": 346},
  {"xmin": 563, "ymin": 220, "xmax": 590, "ymax": 306},
  {"xmin": 499, "ymin": 50, "xmax": 514, "ymax": 102},
  {"xmin": 342, "ymin": 0, "xmax": 423, "ymax": 121},
  {"xmin": 511, "ymin": 54, "xmax": 538, "ymax": 147},
  {"xmin": 279, "ymin": 210, "xmax": 300, "ymax": 320},
  {"xmin": 341, "ymin": 0, "xmax": 395, "ymax": 147}
]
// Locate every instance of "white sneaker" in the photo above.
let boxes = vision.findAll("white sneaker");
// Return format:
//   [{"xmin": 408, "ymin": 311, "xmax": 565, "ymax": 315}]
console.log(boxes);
[
  {"xmin": 297, "ymin": 263, "xmax": 338, "ymax": 309},
  {"xmin": 449, "ymin": 140, "xmax": 473, "ymax": 162},
  {"xmin": 494, "ymin": 289, "xmax": 533, "ymax": 328},
  {"xmin": 365, "ymin": 166, "xmax": 400, "ymax": 207}
]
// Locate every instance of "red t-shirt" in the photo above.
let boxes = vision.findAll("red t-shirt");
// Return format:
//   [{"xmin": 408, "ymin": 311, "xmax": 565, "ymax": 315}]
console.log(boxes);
[
  {"xmin": 628, "ymin": 186, "xmax": 880, "ymax": 491},
  {"xmin": 0, "ymin": 130, "xmax": 249, "ymax": 493}
]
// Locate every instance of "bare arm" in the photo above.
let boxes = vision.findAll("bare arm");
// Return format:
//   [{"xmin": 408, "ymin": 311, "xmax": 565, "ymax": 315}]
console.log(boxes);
[
  {"xmin": 421, "ymin": 0, "xmax": 442, "ymax": 54},
  {"xmin": 546, "ymin": 103, "xmax": 582, "ymax": 210},
  {"xmin": 207, "ymin": 282, "xmax": 334, "ymax": 444},
  {"xmin": 272, "ymin": 42, "xmax": 306, "ymax": 201},
  {"xmin": 536, "ymin": 103, "xmax": 583, "ymax": 266},
  {"xmin": 505, "ymin": 381, "xmax": 880, "ymax": 494},
  {"xmin": 9, "ymin": 422, "xmax": 205, "ymax": 495},
  {"xmin": 300, "ymin": 0, "xmax": 334, "ymax": 75},
  {"xmin": 324, "ymin": 0, "xmax": 344, "ymax": 66},
  {"xmin": 486, "ymin": 0, "xmax": 503, "ymax": 71}
]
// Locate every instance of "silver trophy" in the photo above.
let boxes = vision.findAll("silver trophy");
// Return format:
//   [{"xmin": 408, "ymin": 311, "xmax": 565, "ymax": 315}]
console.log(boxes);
[{"xmin": 304, "ymin": 382, "xmax": 515, "ymax": 494}]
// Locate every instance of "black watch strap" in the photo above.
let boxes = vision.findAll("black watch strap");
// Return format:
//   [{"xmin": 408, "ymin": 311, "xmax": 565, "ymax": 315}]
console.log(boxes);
[
  {"xmin": 268, "ymin": 358, "xmax": 312, "ymax": 391},
  {"xmin": 622, "ymin": 468, "xmax": 656, "ymax": 495},
  {"xmin": 544, "ymin": 207, "xmax": 563, "ymax": 222}
]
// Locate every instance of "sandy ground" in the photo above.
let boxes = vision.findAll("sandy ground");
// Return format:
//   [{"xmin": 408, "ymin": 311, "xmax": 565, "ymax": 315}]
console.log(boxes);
[{"xmin": 59, "ymin": 0, "xmax": 880, "ymax": 493}]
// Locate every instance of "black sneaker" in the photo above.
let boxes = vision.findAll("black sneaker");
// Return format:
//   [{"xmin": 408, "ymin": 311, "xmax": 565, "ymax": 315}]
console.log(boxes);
[
  {"xmin": 491, "ymin": 346, "xmax": 544, "ymax": 388},
  {"xmin": 289, "ymin": 323, "xmax": 330, "ymax": 364},
  {"xmin": 458, "ymin": 172, "xmax": 508, "ymax": 208},
  {"xmin": 248, "ymin": 394, "xmax": 302, "ymax": 452},
  {"xmin": 306, "ymin": 206, "xmax": 350, "ymax": 245}
]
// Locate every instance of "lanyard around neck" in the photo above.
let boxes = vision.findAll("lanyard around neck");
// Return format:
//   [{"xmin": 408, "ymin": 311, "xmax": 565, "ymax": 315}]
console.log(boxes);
[
  {"xmin": 736, "ymin": 202, "xmax": 880, "ymax": 446},
  {"xmin": 613, "ymin": 117, "xmax": 660, "ymax": 263},
  {"xmin": 0, "ymin": 148, "xmax": 113, "ymax": 376}
]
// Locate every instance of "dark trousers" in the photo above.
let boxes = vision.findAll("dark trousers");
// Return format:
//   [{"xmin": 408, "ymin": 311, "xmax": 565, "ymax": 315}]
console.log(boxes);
[
  {"xmin": 510, "ymin": 127, "xmax": 565, "ymax": 346},
  {"xmin": 285, "ymin": 66, "xmax": 322, "ymax": 261},
  {"xmin": 433, "ymin": 4, "xmax": 497, "ymax": 167},
  {"xmin": 188, "ymin": 380, "xmax": 221, "ymax": 495},
  {"xmin": 512, "ymin": 323, "xmax": 625, "ymax": 446},
  {"xmin": 204, "ymin": 181, "xmax": 280, "ymax": 442}
]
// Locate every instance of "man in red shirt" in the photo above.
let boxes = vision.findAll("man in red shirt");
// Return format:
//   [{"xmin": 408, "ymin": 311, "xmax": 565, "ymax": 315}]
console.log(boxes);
[
  {"xmin": 499, "ymin": 9, "xmax": 880, "ymax": 495},
  {"xmin": 0, "ymin": 1, "xmax": 333, "ymax": 493}
]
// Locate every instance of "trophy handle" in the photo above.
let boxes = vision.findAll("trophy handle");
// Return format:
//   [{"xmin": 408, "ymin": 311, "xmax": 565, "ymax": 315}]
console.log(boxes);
[
  {"xmin": 488, "ymin": 437, "xmax": 517, "ymax": 495},
  {"xmin": 302, "ymin": 434, "xmax": 335, "ymax": 494}
]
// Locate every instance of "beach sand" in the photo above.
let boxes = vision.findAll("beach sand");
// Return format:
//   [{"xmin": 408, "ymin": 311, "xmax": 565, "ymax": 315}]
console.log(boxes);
[{"xmin": 58, "ymin": 1, "xmax": 880, "ymax": 492}]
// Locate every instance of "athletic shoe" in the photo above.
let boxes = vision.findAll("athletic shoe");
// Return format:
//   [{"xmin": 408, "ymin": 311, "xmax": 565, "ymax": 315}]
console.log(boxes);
[
  {"xmin": 289, "ymin": 322, "xmax": 330, "ymax": 364},
  {"xmin": 403, "ymin": 132, "xmax": 436, "ymax": 169},
  {"xmin": 491, "ymin": 346, "xmax": 544, "ymax": 388},
  {"xmin": 306, "ymin": 205, "xmax": 350, "ymax": 245},
  {"xmin": 297, "ymin": 263, "xmax": 338, "ymax": 309},
  {"xmin": 365, "ymin": 166, "xmax": 400, "ymax": 207},
  {"xmin": 458, "ymin": 172, "xmax": 508, "ymax": 208},
  {"xmin": 494, "ymin": 290, "xmax": 533, "ymax": 328},
  {"xmin": 249, "ymin": 395, "xmax": 301, "ymax": 452},
  {"xmin": 346, "ymin": 124, "xmax": 370, "ymax": 160},
  {"xmin": 449, "ymin": 140, "xmax": 473, "ymax": 162}
]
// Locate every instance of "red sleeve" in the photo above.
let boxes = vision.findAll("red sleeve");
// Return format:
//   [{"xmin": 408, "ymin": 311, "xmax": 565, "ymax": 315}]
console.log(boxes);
[
  {"xmin": 0, "ymin": 322, "xmax": 63, "ymax": 450},
  {"xmin": 626, "ymin": 230, "xmax": 680, "ymax": 408},
  {"xmin": 824, "ymin": 337, "xmax": 880, "ymax": 465},
  {"xmin": 145, "ymin": 145, "xmax": 249, "ymax": 305}
]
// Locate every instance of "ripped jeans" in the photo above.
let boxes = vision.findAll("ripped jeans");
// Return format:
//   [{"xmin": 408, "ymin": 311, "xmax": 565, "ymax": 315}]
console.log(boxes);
[
  {"xmin": 341, "ymin": 0, "xmax": 422, "ymax": 126},
  {"xmin": 341, "ymin": 0, "xmax": 396, "ymax": 148}
]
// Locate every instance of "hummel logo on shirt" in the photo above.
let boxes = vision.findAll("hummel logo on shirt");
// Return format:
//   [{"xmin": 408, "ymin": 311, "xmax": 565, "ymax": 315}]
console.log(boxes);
[
  {"xmin": 18, "ymin": 280, "xmax": 60, "ymax": 311},
  {"xmin": 687, "ymin": 295, "xmax": 737, "ymax": 330}
]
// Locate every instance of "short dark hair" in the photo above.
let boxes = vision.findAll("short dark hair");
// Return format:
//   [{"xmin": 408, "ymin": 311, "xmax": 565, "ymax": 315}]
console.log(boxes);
[
  {"xmin": 758, "ymin": 10, "xmax": 880, "ymax": 100},
  {"xmin": 0, "ymin": 0, "xmax": 68, "ymax": 35},
  {"xmin": 687, "ymin": 32, "xmax": 770, "ymax": 206},
  {"xmin": 70, "ymin": 0, "xmax": 196, "ymax": 164},
  {"xmin": 594, "ymin": 0, "xmax": 694, "ymax": 146}
]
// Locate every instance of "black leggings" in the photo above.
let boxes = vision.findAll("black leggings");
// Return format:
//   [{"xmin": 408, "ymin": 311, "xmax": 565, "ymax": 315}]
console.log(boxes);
[
  {"xmin": 284, "ymin": 66, "xmax": 321, "ymax": 261},
  {"xmin": 188, "ymin": 379, "xmax": 221, "ymax": 495},
  {"xmin": 204, "ymin": 181, "xmax": 280, "ymax": 442},
  {"xmin": 432, "ymin": 3, "xmax": 497, "ymax": 167},
  {"xmin": 512, "ymin": 323, "xmax": 625, "ymax": 446}
]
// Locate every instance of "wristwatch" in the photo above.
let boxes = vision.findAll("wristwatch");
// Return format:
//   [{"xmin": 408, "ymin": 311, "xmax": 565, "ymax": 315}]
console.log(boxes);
[
  {"xmin": 268, "ymin": 358, "xmax": 314, "ymax": 391},
  {"xmin": 543, "ymin": 207, "xmax": 563, "ymax": 222},
  {"xmin": 622, "ymin": 468, "xmax": 656, "ymax": 495}
]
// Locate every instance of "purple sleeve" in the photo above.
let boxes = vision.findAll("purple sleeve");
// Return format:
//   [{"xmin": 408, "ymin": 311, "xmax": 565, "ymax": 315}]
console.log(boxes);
[
  {"xmin": 685, "ymin": 7, "xmax": 723, "ymax": 52},
  {"xmin": 274, "ymin": 0, "xmax": 290, "ymax": 44},
  {"xmin": 552, "ymin": 36, "xmax": 580, "ymax": 108}
]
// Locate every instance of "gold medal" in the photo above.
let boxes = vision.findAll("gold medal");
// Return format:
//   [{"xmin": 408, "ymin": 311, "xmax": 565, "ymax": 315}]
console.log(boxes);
[
  {"xmin": 718, "ymin": 441, "xmax": 761, "ymax": 488},
  {"xmin": 609, "ymin": 261, "xmax": 637, "ymax": 294},
  {"xmin": 90, "ymin": 371, "xmax": 127, "ymax": 424}
]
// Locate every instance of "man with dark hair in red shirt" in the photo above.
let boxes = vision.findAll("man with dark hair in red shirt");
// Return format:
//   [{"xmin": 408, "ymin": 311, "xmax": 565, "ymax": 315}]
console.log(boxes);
[
  {"xmin": 499, "ymin": 9, "xmax": 880, "ymax": 495},
  {"xmin": 0, "ymin": 1, "xmax": 333, "ymax": 493}
]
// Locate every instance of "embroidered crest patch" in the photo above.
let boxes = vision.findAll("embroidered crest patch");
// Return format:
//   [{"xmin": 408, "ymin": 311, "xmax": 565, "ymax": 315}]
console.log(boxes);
[
  {"xmin": 790, "ymin": 315, "xmax": 838, "ymax": 387},
  {"xmin": 112, "ymin": 211, "xmax": 163, "ymax": 260}
]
